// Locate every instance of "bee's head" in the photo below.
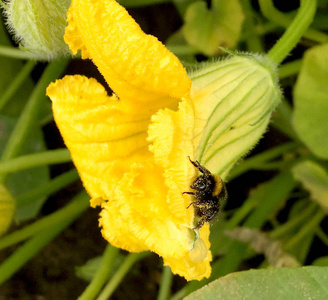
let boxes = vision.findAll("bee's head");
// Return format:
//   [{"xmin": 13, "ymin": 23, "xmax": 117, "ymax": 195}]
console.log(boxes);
[{"xmin": 191, "ymin": 174, "xmax": 215, "ymax": 194}]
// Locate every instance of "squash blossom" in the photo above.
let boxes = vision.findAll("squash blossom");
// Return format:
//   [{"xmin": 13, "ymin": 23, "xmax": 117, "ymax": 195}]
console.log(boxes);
[{"xmin": 46, "ymin": 0, "xmax": 281, "ymax": 280}]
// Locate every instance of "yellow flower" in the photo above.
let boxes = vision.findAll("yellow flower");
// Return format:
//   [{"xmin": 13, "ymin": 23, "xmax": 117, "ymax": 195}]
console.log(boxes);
[{"xmin": 46, "ymin": 0, "xmax": 281, "ymax": 280}]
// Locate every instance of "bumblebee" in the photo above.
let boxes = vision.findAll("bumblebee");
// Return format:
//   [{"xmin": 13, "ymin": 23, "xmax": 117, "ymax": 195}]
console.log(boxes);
[{"xmin": 183, "ymin": 156, "xmax": 228, "ymax": 229}]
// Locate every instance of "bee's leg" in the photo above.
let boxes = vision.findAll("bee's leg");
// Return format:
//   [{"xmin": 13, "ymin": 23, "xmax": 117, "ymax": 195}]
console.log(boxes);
[
  {"xmin": 186, "ymin": 201, "xmax": 196, "ymax": 209},
  {"xmin": 193, "ymin": 218, "xmax": 206, "ymax": 230},
  {"xmin": 182, "ymin": 191, "xmax": 195, "ymax": 195},
  {"xmin": 186, "ymin": 200, "xmax": 204, "ymax": 209},
  {"xmin": 187, "ymin": 156, "xmax": 199, "ymax": 168},
  {"xmin": 187, "ymin": 156, "xmax": 211, "ymax": 175},
  {"xmin": 193, "ymin": 207, "xmax": 220, "ymax": 229}
]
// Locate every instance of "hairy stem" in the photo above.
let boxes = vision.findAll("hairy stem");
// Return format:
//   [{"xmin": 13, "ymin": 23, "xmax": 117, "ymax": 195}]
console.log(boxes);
[{"xmin": 259, "ymin": 0, "xmax": 317, "ymax": 64}]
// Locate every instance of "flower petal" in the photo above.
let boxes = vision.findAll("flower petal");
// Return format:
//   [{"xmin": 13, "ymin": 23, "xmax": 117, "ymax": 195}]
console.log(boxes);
[
  {"xmin": 99, "ymin": 160, "xmax": 212, "ymax": 280},
  {"xmin": 164, "ymin": 225, "xmax": 212, "ymax": 281},
  {"xmin": 148, "ymin": 99, "xmax": 196, "ymax": 224},
  {"xmin": 47, "ymin": 75, "xmax": 153, "ymax": 201},
  {"xmin": 47, "ymin": 0, "xmax": 219, "ymax": 281},
  {"xmin": 65, "ymin": 0, "xmax": 191, "ymax": 101},
  {"xmin": 148, "ymin": 98, "xmax": 212, "ymax": 279},
  {"xmin": 47, "ymin": 75, "xmax": 210, "ymax": 280}
]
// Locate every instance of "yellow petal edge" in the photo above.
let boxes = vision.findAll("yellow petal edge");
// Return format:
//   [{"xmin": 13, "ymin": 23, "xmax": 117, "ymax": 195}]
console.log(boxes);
[{"xmin": 65, "ymin": 0, "xmax": 191, "ymax": 102}]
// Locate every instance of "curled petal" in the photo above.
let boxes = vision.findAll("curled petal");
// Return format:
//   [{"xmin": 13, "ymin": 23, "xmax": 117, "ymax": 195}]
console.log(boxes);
[
  {"xmin": 47, "ymin": 75, "xmax": 153, "ymax": 200},
  {"xmin": 148, "ymin": 99, "xmax": 196, "ymax": 224},
  {"xmin": 148, "ymin": 99, "xmax": 212, "ymax": 279},
  {"xmin": 65, "ymin": 0, "xmax": 191, "ymax": 101}
]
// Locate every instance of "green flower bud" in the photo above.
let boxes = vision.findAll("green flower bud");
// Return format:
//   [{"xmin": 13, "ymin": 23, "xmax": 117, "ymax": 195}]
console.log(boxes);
[
  {"xmin": 190, "ymin": 52, "xmax": 281, "ymax": 178},
  {"xmin": 4, "ymin": 0, "xmax": 71, "ymax": 60},
  {"xmin": 0, "ymin": 185, "xmax": 16, "ymax": 236}
]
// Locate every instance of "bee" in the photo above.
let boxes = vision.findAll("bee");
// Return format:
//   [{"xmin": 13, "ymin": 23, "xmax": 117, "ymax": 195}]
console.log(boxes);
[{"xmin": 183, "ymin": 156, "xmax": 228, "ymax": 229}]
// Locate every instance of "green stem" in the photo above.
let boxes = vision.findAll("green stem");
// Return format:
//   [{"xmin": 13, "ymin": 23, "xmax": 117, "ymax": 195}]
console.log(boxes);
[
  {"xmin": 0, "ymin": 60, "xmax": 35, "ymax": 111},
  {"xmin": 78, "ymin": 245, "xmax": 120, "ymax": 300},
  {"xmin": 157, "ymin": 265, "xmax": 173, "ymax": 300},
  {"xmin": 38, "ymin": 113, "xmax": 54, "ymax": 127},
  {"xmin": 259, "ymin": 0, "xmax": 317, "ymax": 64},
  {"xmin": 259, "ymin": 0, "xmax": 328, "ymax": 44},
  {"xmin": 271, "ymin": 99, "xmax": 300, "ymax": 141},
  {"xmin": 16, "ymin": 169, "xmax": 79, "ymax": 207},
  {"xmin": 0, "ymin": 191, "xmax": 89, "ymax": 250},
  {"xmin": 224, "ymin": 196, "xmax": 259, "ymax": 230},
  {"xmin": 245, "ymin": 172, "xmax": 297, "ymax": 228},
  {"xmin": 285, "ymin": 209, "xmax": 325, "ymax": 250},
  {"xmin": 97, "ymin": 252, "xmax": 149, "ymax": 300},
  {"xmin": 0, "ymin": 220, "xmax": 71, "ymax": 284},
  {"xmin": 316, "ymin": 227, "xmax": 328, "ymax": 248},
  {"xmin": 228, "ymin": 142, "xmax": 298, "ymax": 180},
  {"xmin": 0, "ymin": 149, "xmax": 71, "ymax": 175},
  {"xmin": 0, "ymin": 59, "xmax": 70, "ymax": 184},
  {"xmin": 270, "ymin": 202, "xmax": 317, "ymax": 239},
  {"xmin": 0, "ymin": 191, "xmax": 89, "ymax": 284},
  {"xmin": 171, "ymin": 287, "xmax": 187, "ymax": 300},
  {"xmin": 251, "ymin": 160, "xmax": 293, "ymax": 170},
  {"xmin": 278, "ymin": 59, "xmax": 303, "ymax": 79},
  {"xmin": 0, "ymin": 45, "xmax": 39, "ymax": 60}
]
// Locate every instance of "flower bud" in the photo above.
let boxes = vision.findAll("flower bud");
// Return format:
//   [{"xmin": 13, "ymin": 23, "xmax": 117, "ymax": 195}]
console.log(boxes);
[
  {"xmin": 5, "ymin": 0, "xmax": 71, "ymax": 60},
  {"xmin": 190, "ymin": 53, "xmax": 281, "ymax": 178},
  {"xmin": 0, "ymin": 185, "xmax": 16, "ymax": 236}
]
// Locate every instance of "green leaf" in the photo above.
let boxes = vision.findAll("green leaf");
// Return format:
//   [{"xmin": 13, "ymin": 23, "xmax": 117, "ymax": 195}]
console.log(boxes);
[
  {"xmin": 292, "ymin": 160, "xmax": 328, "ymax": 211},
  {"xmin": 184, "ymin": 266, "xmax": 328, "ymax": 300},
  {"xmin": 182, "ymin": 0, "xmax": 244, "ymax": 56},
  {"xmin": 312, "ymin": 256, "xmax": 328, "ymax": 266},
  {"xmin": 292, "ymin": 43, "xmax": 328, "ymax": 159},
  {"xmin": 0, "ymin": 115, "xmax": 49, "ymax": 222}
]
